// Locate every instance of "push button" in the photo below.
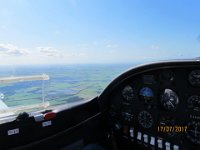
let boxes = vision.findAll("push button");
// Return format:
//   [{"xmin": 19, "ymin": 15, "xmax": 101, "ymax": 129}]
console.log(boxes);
[
  {"xmin": 137, "ymin": 132, "xmax": 142, "ymax": 141},
  {"xmin": 34, "ymin": 114, "xmax": 44, "ymax": 122},
  {"xmin": 129, "ymin": 127, "xmax": 134, "ymax": 138},
  {"xmin": 44, "ymin": 112, "xmax": 56, "ymax": 120},
  {"xmin": 150, "ymin": 136, "xmax": 155, "ymax": 146},
  {"xmin": 165, "ymin": 142, "xmax": 171, "ymax": 150},
  {"xmin": 143, "ymin": 134, "xmax": 148, "ymax": 143},
  {"xmin": 157, "ymin": 139, "xmax": 163, "ymax": 149},
  {"xmin": 173, "ymin": 145, "xmax": 179, "ymax": 150}
]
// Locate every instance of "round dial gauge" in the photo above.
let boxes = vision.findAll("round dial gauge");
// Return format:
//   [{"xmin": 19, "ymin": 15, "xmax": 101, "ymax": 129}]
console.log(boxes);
[
  {"xmin": 159, "ymin": 70, "xmax": 174, "ymax": 84},
  {"xmin": 189, "ymin": 70, "xmax": 200, "ymax": 86},
  {"xmin": 139, "ymin": 87, "xmax": 154, "ymax": 104},
  {"xmin": 122, "ymin": 85, "xmax": 134, "ymax": 102},
  {"xmin": 121, "ymin": 111, "xmax": 134, "ymax": 123},
  {"xmin": 121, "ymin": 107, "xmax": 134, "ymax": 123},
  {"xmin": 138, "ymin": 110, "xmax": 153, "ymax": 128},
  {"xmin": 160, "ymin": 89, "xmax": 179, "ymax": 111},
  {"xmin": 188, "ymin": 95, "xmax": 200, "ymax": 111},
  {"xmin": 187, "ymin": 121, "xmax": 200, "ymax": 144}
]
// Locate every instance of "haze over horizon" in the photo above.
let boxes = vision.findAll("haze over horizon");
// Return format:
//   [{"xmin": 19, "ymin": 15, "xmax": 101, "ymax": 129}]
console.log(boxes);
[{"xmin": 0, "ymin": 0, "xmax": 200, "ymax": 65}]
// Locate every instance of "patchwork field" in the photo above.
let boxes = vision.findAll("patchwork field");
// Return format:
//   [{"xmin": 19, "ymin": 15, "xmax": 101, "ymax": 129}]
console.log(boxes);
[{"xmin": 0, "ymin": 64, "xmax": 137, "ymax": 109}]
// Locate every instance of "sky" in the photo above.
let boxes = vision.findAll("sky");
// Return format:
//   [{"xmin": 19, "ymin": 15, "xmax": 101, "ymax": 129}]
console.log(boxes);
[{"xmin": 0, "ymin": 0, "xmax": 200, "ymax": 65}]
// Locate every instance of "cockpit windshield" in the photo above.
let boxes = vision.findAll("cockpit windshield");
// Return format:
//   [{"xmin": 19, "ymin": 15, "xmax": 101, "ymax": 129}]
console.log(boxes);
[
  {"xmin": 0, "ymin": 0, "xmax": 200, "ymax": 117},
  {"xmin": 0, "ymin": 64, "xmax": 136, "ymax": 117}
]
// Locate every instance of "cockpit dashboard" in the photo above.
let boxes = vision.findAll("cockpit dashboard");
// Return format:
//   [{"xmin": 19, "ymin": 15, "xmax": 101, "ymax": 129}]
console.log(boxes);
[
  {"xmin": 99, "ymin": 60, "xmax": 200, "ymax": 150},
  {"xmin": 1, "ymin": 60, "xmax": 200, "ymax": 150}
]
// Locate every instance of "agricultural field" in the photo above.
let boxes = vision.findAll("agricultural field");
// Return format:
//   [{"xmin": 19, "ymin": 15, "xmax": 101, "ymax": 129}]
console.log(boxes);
[{"xmin": 0, "ymin": 64, "xmax": 137, "ymax": 110}]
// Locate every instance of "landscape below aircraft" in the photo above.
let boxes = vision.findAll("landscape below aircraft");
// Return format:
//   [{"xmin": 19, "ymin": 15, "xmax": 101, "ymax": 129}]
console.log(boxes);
[{"xmin": 1, "ymin": 59, "xmax": 200, "ymax": 150}]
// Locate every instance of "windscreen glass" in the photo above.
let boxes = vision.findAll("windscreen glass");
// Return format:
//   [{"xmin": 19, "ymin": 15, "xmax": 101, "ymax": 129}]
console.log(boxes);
[{"xmin": 0, "ymin": 0, "xmax": 199, "ymax": 116}]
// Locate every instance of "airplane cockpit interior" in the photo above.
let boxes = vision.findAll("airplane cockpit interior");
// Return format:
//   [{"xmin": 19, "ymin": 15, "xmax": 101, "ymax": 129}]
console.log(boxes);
[
  {"xmin": 1, "ymin": 60, "xmax": 200, "ymax": 150},
  {"xmin": 0, "ymin": 0, "xmax": 200, "ymax": 150}
]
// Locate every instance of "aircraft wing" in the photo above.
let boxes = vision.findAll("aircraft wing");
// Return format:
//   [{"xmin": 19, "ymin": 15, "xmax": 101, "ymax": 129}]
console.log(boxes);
[
  {"xmin": 0, "ymin": 100, "xmax": 14, "ymax": 118},
  {"xmin": 0, "ymin": 99, "xmax": 8, "ymax": 109}
]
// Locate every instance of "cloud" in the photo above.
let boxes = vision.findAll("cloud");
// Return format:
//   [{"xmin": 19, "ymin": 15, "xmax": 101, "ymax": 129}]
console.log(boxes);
[
  {"xmin": 65, "ymin": 52, "xmax": 86, "ymax": 57},
  {"xmin": 106, "ymin": 44, "xmax": 118, "ymax": 48},
  {"xmin": 0, "ymin": 43, "xmax": 28, "ymax": 56},
  {"xmin": 108, "ymin": 50, "xmax": 115, "ymax": 54},
  {"xmin": 37, "ymin": 47, "xmax": 62, "ymax": 57},
  {"xmin": 0, "ymin": 25, "xmax": 7, "ymax": 30},
  {"xmin": 54, "ymin": 30, "xmax": 61, "ymax": 35},
  {"xmin": 151, "ymin": 45, "xmax": 160, "ymax": 50}
]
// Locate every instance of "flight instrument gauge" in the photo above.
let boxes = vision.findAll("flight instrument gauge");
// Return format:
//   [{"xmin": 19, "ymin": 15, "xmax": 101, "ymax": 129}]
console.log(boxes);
[
  {"xmin": 138, "ymin": 110, "xmax": 153, "ymax": 128},
  {"xmin": 139, "ymin": 87, "xmax": 154, "ymax": 104},
  {"xmin": 122, "ymin": 85, "xmax": 134, "ymax": 102},
  {"xmin": 159, "ymin": 70, "xmax": 174, "ymax": 84},
  {"xmin": 121, "ymin": 111, "xmax": 134, "ymax": 123},
  {"xmin": 160, "ymin": 89, "xmax": 179, "ymax": 111},
  {"xmin": 188, "ymin": 95, "xmax": 200, "ymax": 111},
  {"xmin": 187, "ymin": 121, "xmax": 200, "ymax": 144},
  {"xmin": 189, "ymin": 70, "xmax": 200, "ymax": 86}
]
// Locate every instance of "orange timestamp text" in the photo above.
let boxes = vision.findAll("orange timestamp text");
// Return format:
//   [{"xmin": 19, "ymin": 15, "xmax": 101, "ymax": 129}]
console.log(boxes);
[{"xmin": 157, "ymin": 126, "xmax": 188, "ymax": 133}]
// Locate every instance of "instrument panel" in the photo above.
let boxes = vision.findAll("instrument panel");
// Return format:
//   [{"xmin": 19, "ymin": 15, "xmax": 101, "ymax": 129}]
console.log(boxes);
[{"xmin": 106, "ymin": 63, "xmax": 200, "ymax": 150}]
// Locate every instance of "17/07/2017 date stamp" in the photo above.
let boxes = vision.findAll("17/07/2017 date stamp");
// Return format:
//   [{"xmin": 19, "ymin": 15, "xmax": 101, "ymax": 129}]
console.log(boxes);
[{"xmin": 158, "ymin": 126, "xmax": 188, "ymax": 133}]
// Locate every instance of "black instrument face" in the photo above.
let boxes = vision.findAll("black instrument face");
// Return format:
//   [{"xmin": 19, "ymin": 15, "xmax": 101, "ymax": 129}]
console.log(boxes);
[
  {"xmin": 189, "ymin": 70, "xmax": 200, "ymax": 86},
  {"xmin": 159, "ymin": 70, "xmax": 174, "ymax": 84},
  {"xmin": 121, "ymin": 111, "xmax": 134, "ymax": 123},
  {"xmin": 160, "ymin": 89, "xmax": 179, "ymax": 111},
  {"xmin": 121, "ymin": 85, "xmax": 134, "ymax": 102},
  {"xmin": 107, "ymin": 64, "xmax": 200, "ymax": 149},
  {"xmin": 138, "ymin": 110, "xmax": 153, "ymax": 129},
  {"xmin": 187, "ymin": 121, "xmax": 200, "ymax": 144},
  {"xmin": 188, "ymin": 95, "xmax": 200, "ymax": 111},
  {"xmin": 120, "ymin": 106, "xmax": 134, "ymax": 123}
]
